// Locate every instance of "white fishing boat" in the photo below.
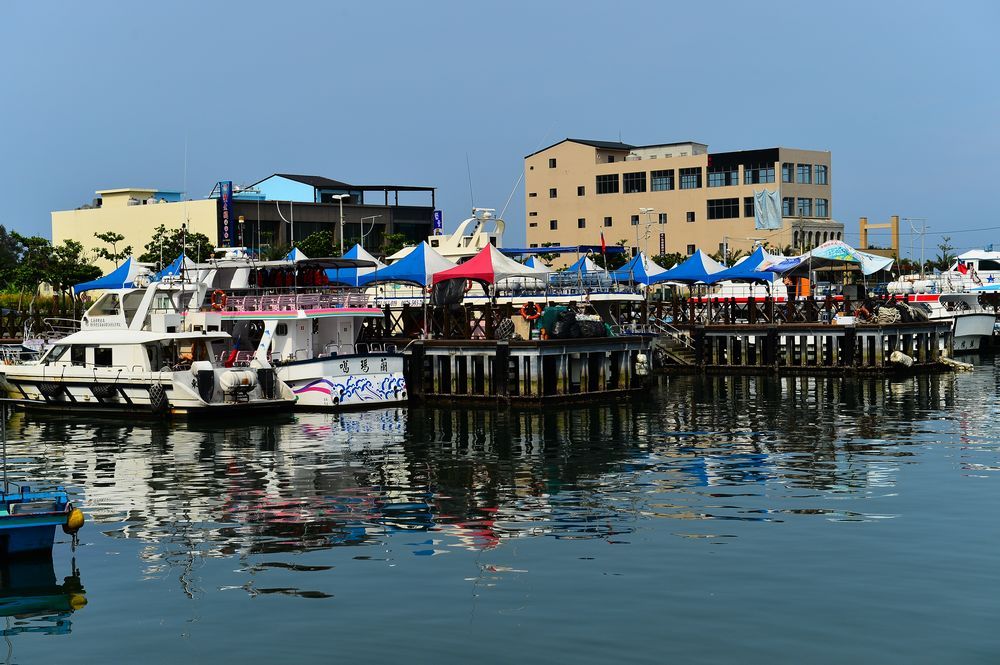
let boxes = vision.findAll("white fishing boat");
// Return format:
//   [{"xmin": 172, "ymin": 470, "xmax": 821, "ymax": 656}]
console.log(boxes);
[{"xmin": 903, "ymin": 292, "xmax": 995, "ymax": 353}]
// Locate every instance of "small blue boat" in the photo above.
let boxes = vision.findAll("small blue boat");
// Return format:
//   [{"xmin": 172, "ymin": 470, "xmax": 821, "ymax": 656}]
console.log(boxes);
[{"xmin": 0, "ymin": 486, "xmax": 83, "ymax": 556}]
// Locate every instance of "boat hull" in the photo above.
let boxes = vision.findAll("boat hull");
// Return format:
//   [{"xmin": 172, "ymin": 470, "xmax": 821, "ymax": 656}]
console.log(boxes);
[
  {"xmin": 951, "ymin": 313, "xmax": 996, "ymax": 353},
  {"xmin": 0, "ymin": 367, "xmax": 295, "ymax": 417},
  {"xmin": 278, "ymin": 354, "xmax": 407, "ymax": 409}
]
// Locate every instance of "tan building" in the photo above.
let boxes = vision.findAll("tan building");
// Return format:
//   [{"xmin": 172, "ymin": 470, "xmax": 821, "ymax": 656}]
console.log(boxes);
[
  {"xmin": 52, "ymin": 188, "xmax": 218, "ymax": 273},
  {"xmin": 524, "ymin": 138, "xmax": 841, "ymax": 266}
]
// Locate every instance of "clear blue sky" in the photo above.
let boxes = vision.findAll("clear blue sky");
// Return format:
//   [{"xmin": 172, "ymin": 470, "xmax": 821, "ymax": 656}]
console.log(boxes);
[{"xmin": 2, "ymin": 0, "xmax": 997, "ymax": 260}]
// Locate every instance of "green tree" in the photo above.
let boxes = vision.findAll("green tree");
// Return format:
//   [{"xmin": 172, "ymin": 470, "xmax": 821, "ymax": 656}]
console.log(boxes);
[
  {"xmin": 51, "ymin": 239, "xmax": 101, "ymax": 305},
  {"xmin": 651, "ymin": 252, "xmax": 684, "ymax": 270},
  {"xmin": 10, "ymin": 233, "xmax": 53, "ymax": 313},
  {"xmin": 139, "ymin": 225, "xmax": 215, "ymax": 269},
  {"xmin": 296, "ymin": 230, "xmax": 338, "ymax": 258},
  {"xmin": 933, "ymin": 236, "xmax": 956, "ymax": 272},
  {"xmin": 0, "ymin": 225, "xmax": 18, "ymax": 288},
  {"xmin": 592, "ymin": 239, "xmax": 630, "ymax": 270},
  {"xmin": 93, "ymin": 231, "xmax": 132, "ymax": 267},
  {"xmin": 381, "ymin": 233, "xmax": 409, "ymax": 259}
]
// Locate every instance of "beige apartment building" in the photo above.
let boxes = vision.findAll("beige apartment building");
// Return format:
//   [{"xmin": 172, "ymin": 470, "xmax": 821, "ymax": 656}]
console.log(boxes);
[{"xmin": 524, "ymin": 138, "xmax": 841, "ymax": 266}]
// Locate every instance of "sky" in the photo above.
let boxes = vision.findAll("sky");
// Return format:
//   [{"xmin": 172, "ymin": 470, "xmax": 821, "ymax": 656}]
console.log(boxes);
[{"xmin": 1, "ymin": 0, "xmax": 998, "ymax": 261}]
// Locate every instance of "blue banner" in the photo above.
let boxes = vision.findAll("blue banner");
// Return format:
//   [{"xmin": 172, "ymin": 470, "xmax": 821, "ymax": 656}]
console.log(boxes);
[
  {"xmin": 433, "ymin": 210, "xmax": 443, "ymax": 234},
  {"xmin": 220, "ymin": 181, "xmax": 234, "ymax": 247}
]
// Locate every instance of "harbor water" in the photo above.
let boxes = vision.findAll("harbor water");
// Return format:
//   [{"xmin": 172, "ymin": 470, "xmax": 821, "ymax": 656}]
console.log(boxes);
[{"xmin": 2, "ymin": 360, "xmax": 1000, "ymax": 663}]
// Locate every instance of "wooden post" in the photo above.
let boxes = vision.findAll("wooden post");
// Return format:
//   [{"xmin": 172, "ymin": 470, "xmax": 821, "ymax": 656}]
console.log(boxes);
[
  {"xmin": 495, "ymin": 342, "xmax": 509, "ymax": 397},
  {"xmin": 409, "ymin": 341, "xmax": 425, "ymax": 399},
  {"xmin": 843, "ymin": 326, "xmax": 856, "ymax": 366}
]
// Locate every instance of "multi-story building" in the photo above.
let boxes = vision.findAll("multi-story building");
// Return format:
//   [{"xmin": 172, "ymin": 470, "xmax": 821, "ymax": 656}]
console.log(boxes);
[
  {"xmin": 524, "ymin": 138, "xmax": 841, "ymax": 266},
  {"xmin": 52, "ymin": 173, "xmax": 436, "ymax": 273}
]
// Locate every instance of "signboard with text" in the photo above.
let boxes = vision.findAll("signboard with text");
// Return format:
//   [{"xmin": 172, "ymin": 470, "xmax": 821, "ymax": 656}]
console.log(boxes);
[
  {"xmin": 219, "ymin": 181, "xmax": 234, "ymax": 247},
  {"xmin": 659, "ymin": 233, "xmax": 666, "ymax": 256},
  {"xmin": 433, "ymin": 210, "xmax": 443, "ymax": 234}
]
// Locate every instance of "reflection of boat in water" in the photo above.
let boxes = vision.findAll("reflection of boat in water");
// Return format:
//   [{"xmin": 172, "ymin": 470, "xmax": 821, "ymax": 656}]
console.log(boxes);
[{"xmin": 0, "ymin": 557, "xmax": 86, "ymax": 636}]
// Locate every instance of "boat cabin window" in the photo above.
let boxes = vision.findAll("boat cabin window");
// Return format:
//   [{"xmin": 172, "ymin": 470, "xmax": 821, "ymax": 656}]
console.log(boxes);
[
  {"xmin": 144, "ymin": 343, "xmax": 164, "ymax": 370},
  {"xmin": 71, "ymin": 346, "xmax": 86, "ymax": 366},
  {"xmin": 40, "ymin": 345, "xmax": 69, "ymax": 365},
  {"xmin": 177, "ymin": 339, "xmax": 210, "ymax": 364},
  {"xmin": 94, "ymin": 347, "xmax": 113, "ymax": 367},
  {"xmin": 977, "ymin": 259, "xmax": 1000, "ymax": 271},
  {"xmin": 122, "ymin": 291, "xmax": 144, "ymax": 325},
  {"xmin": 275, "ymin": 323, "xmax": 288, "ymax": 336},
  {"xmin": 90, "ymin": 293, "xmax": 120, "ymax": 316}
]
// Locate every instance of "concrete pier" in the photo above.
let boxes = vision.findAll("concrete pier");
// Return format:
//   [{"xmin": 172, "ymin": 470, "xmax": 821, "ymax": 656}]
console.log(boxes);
[{"xmin": 405, "ymin": 337, "xmax": 651, "ymax": 404}]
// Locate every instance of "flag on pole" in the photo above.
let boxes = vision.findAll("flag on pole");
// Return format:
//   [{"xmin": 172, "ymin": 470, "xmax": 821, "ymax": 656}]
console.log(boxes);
[
  {"xmin": 600, "ymin": 231, "xmax": 607, "ymax": 266},
  {"xmin": 956, "ymin": 262, "xmax": 968, "ymax": 275}
]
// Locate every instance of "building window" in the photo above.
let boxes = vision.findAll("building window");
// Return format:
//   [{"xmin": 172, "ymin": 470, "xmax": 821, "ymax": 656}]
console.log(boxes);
[
  {"xmin": 796, "ymin": 197, "xmax": 812, "ymax": 216},
  {"xmin": 528, "ymin": 222, "xmax": 538, "ymax": 227},
  {"xmin": 607, "ymin": 155, "xmax": 615, "ymax": 163},
  {"xmin": 744, "ymin": 163, "xmax": 775, "ymax": 184},
  {"xmin": 707, "ymin": 165, "xmax": 738, "ymax": 187},
  {"xmin": 781, "ymin": 163, "xmax": 794, "ymax": 183},
  {"xmin": 686, "ymin": 244, "xmax": 696, "ymax": 255},
  {"xmin": 528, "ymin": 211, "xmax": 537, "ymax": 216},
  {"xmin": 549, "ymin": 219, "xmax": 558, "ymax": 230},
  {"xmin": 815, "ymin": 198, "xmax": 829, "ymax": 217},
  {"xmin": 744, "ymin": 196, "xmax": 755, "ymax": 218},
  {"xmin": 796, "ymin": 164, "xmax": 812, "ymax": 184},
  {"xmin": 815, "ymin": 165, "xmax": 828, "ymax": 185},
  {"xmin": 782, "ymin": 197, "xmax": 794, "ymax": 216},
  {"xmin": 707, "ymin": 198, "xmax": 740, "ymax": 220},
  {"xmin": 548, "ymin": 158, "xmax": 557, "ymax": 168},
  {"xmin": 631, "ymin": 215, "xmax": 639, "ymax": 226},
  {"xmin": 651, "ymin": 169, "xmax": 674, "ymax": 191},
  {"xmin": 578, "ymin": 218, "xmax": 586, "ymax": 228},
  {"xmin": 577, "ymin": 185, "xmax": 585, "ymax": 196},
  {"xmin": 529, "ymin": 243, "xmax": 538, "ymax": 248},
  {"xmin": 528, "ymin": 192, "xmax": 537, "ymax": 198},
  {"xmin": 679, "ymin": 167, "xmax": 702, "ymax": 189},
  {"xmin": 658, "ymin": 213, "xmax": 667, "ymax": 224},
  {"xmin": 686, "ymin": 211, "xmax": 695, "ymax": 223},
  {"xmin": 549, "ymin": 188, "xmax": 557, "ymax": 198},
  {"xmin": 596, "ymin": 174, "xmax": 619, "ymax": 195},
  {"xmin": 623, "ymin": 171, "xmax": 646, "ymax": 193},
  {"xmin": 604, "ymin": 216, "xmax": 613, "ymax": 227}
]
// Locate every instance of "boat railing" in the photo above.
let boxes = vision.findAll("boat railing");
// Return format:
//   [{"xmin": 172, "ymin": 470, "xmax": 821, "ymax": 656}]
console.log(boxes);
[{"xmin": 220, "ymin": 291, "xmax": 374, "ymax": 312}]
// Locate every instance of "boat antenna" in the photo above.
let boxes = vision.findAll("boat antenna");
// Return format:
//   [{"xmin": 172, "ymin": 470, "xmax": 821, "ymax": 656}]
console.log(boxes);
[
  {"xmin": 500, "ymin": 120, "xmax": 557, "ymax": 221},
  {"xmin": 466, "ymin": 153, "xmax": 476, "ymax": 209}
]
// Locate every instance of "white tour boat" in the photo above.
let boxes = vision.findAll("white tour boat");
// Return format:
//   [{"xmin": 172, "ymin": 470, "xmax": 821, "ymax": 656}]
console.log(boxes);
[{"xmin": 188, "ymin": 250, "xmax": 408, "ymax": 409}]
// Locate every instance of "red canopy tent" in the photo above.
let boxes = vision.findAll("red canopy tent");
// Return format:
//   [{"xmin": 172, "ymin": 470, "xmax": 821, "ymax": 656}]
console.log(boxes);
[{"xmin": 431, "ymin": 244, "xmax": 549, "ymax": 285}]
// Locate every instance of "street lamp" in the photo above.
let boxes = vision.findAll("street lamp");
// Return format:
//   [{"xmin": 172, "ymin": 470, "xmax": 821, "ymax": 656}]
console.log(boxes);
[
  {"xmin": 330, "ymin": 194, "xmax": 350, "ymax": 256},
  {"xmin": 639, "ymin": 208, "xmax": 655, "ymax": 256},
  {"xmin": 360, "ymin": 214, "xmax": 381, "ymax": 251}
]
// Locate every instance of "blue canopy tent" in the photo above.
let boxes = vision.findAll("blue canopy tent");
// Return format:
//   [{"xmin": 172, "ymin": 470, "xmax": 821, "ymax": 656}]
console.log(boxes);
[
  {"xmin": 763, "ymin": 240, "xmax": 894, "ymax": 277},
  {"xmin": 523, "ymin": 256, "xmax": 546, "ymax": 270},
  {"xmin": 151, "ymin": 253, "xmax": 195, "ymax": 281},
  {"xmin": 647, "ymin": 250, "xmax": 726, "ymax": 285},
  {"xmin": 72, "ymin": 257, "xmax": 143, "ymax": 295},
  {"xmin": 358, "ymin": 242, "xmax": 455, "ymax": 287},
  {"xmin": 704, "ymin": 247, "xmax": 777, "ymax": 285},
  {"xmin": 610, "ymin": 252, "xmax": 667, "ymax": 285},
  {"xmin": 563, "ymin": 256, "xmax": 603, "ymax": 275},
  {"xmin": 326, "ymin": 244, "xmax": 387, "ymax": 287},
  {"xmin": 283, "ymin": 247, "xmax": 309, "ymax": 262}
]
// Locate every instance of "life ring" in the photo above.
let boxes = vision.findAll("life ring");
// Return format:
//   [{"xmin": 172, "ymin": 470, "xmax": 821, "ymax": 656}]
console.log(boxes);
[
  {"xmin": 520, "ymin": 302, "xmax": 542, "ymax": 321},
  {"xmin": 211, "ymin": 289, "xmax": 228, "ymax": 311}
]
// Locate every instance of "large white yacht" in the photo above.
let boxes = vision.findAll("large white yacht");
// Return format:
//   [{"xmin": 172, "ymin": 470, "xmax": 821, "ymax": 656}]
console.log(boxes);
[{"xmin": 0, "ymin": 284, "xmax": 295, "ymax": 416}]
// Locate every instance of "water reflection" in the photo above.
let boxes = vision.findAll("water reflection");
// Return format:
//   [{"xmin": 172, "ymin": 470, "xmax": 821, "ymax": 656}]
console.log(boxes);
[
  {"xmin": 0, "ymin": 370, "xmax": 988, "ymax": 597},
  {"xmin": 0, "ymin": 557, "xmax": 86, "ymax": 637}
]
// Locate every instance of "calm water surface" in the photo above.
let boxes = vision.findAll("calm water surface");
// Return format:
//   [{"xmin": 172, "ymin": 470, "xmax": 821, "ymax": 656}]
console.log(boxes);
[{"xmin": 2, "ymin": 360, "xmax": 1000, "ymax": 663}]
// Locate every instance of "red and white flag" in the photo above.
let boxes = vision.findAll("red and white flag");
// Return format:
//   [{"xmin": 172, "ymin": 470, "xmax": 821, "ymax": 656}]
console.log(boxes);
[
  {"xmin": 600, "ymin": 231, "xmax": 607, "ymax": 255},
  {"xmin": 956, "ymin": 262, "xmax": 969, "ymax": 275}
]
